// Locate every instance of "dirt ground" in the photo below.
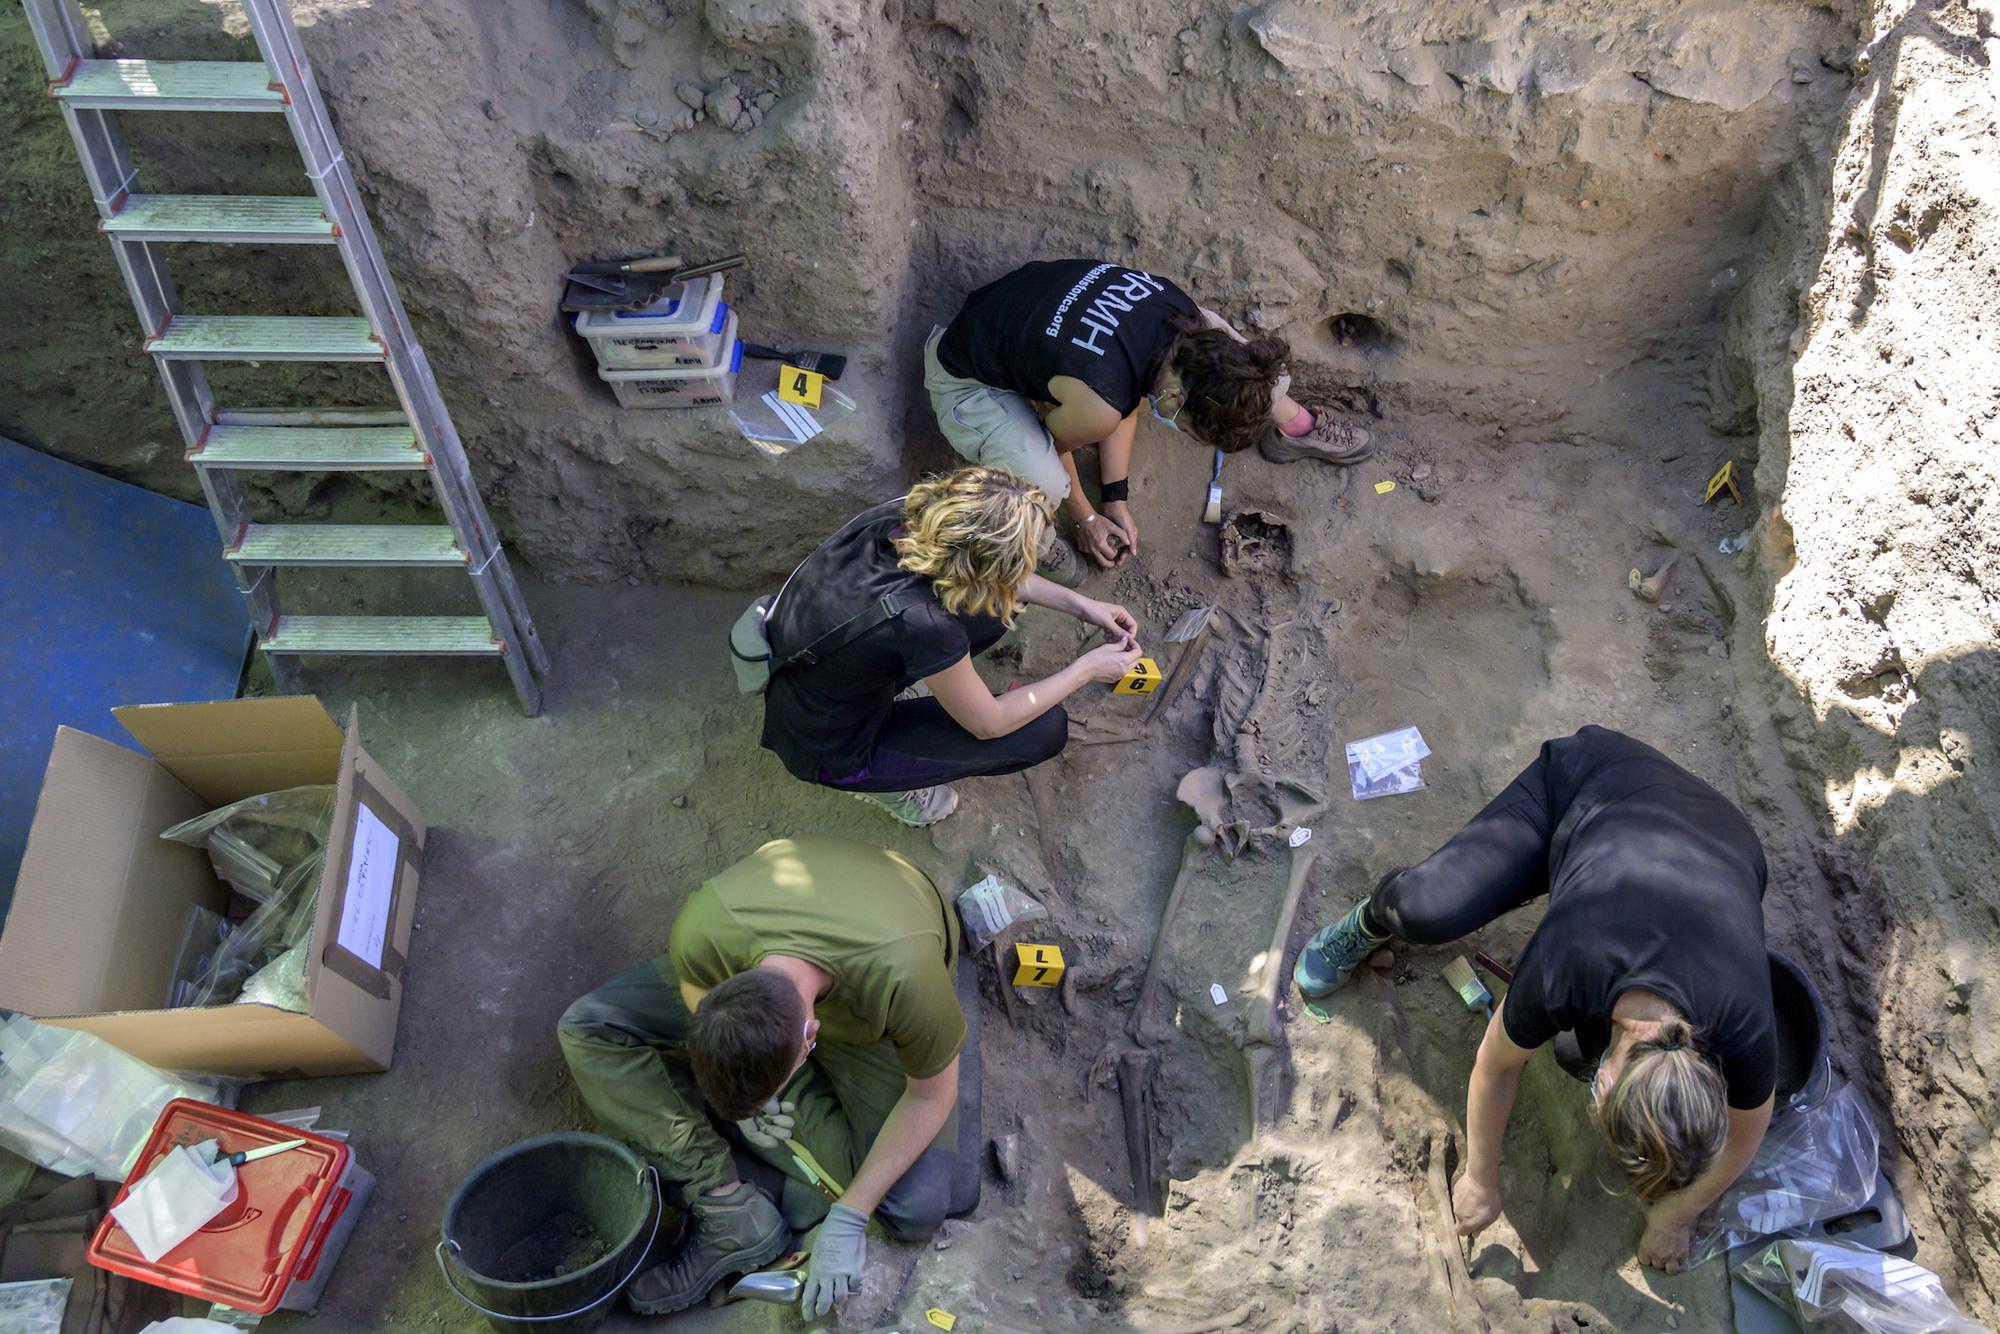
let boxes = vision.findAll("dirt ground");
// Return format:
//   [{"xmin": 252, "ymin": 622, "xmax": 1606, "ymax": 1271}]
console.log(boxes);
[
  {"xmin": 234, "ymin": 370, "xmax": 1826, "ymax": 1333},
  {"xmin": 4, "ymin": 0, "xmax": 1997, "ymax": 1327}
]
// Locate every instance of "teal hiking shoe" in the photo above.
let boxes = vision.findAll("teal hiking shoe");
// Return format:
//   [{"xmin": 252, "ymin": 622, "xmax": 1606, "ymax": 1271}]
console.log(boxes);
[{"xmin": 1294, "ymin": 899, "xmax": 1390, "ymax": 998}]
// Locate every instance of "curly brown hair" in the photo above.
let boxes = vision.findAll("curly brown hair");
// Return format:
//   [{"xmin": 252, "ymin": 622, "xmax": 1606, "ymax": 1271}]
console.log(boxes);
[{"xmin": 1164, "ymin": 313, "xmax": 1291, "ymax": 453}]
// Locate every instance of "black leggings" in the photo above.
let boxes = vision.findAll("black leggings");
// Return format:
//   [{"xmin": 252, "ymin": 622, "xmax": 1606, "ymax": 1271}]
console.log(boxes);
[
  {"xmin": 1362, "ymin": 755, "xmax": 1555, "ymax": 942},
  {"xmin": 818, "ymin": 615, "xmax": 1068, "ymax": 793},
  {"xmin": 820, "ymin": 697, "xmax": 1069, "ymax": 793}
]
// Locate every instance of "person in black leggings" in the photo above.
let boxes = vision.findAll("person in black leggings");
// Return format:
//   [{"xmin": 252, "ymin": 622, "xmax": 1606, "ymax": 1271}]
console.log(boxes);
[
  {"xmin": 1293, "ymin": 726, "xmax": 1777, "ymax": 1273},
  {"xmin": 760, "ymin": 466, "xmax": 1144, "ymax": 826}
]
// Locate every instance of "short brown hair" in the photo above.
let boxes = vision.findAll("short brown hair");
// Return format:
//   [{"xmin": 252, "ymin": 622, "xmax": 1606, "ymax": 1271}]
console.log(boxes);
[
  {"xmin": 688, "ymin": 971, "xmax": 807, "ymax": 1121},
  {"xmin": 1594, "ymin": 1019, "xmax": 1731, "ymax": 1199},
  {"xmin": 1167, "ymin": 316, "xmax": 1290, "ymax": 454}
]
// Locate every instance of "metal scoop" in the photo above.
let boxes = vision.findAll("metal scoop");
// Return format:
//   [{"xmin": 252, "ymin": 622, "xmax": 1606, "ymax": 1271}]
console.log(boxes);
[{"xmin": 727, "ymin": 1269, "xmax": 804, "ymax": 1304}]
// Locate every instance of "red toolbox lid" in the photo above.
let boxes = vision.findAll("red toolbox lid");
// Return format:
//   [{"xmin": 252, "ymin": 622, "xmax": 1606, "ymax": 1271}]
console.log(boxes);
[{"xmin": 87, "ymin": 1098, "xmax": 352, "ymax": 1315}]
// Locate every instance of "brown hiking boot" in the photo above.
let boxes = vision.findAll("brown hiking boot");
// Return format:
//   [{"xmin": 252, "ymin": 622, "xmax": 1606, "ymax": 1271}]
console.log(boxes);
[
  {"xmin": 1036, "ymin": 532, "xmax": 1088, "ymax": 589},
  {"xmin": 1259, "ymin": 411, "xmax": 1375, "ymax": 466},
  {"xmin": 625, "ymin": 1183, "xmax": 787, "ymax": 1315}
]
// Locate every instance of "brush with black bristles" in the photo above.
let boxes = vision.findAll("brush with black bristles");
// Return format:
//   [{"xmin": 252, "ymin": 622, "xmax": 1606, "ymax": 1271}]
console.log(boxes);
[{"xmin": 741, "ymin": 343, "xmax": 848, "ymax": 381}]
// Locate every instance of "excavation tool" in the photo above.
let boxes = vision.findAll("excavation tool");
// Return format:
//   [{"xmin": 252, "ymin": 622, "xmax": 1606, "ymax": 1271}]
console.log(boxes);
[
  {"xmin": 742, "ymin": 343, "xmax": 849, "ymax": 381},
  {"xmin": 1203, "ymin": 449, "xmax": 1225, "ymax": 523},
  {"xmin": 1442, "ymin": 956, "xmax": 1494, "ymax": 1020},
  {"xmin": 23, "ymin": 0, "xmax": 548, "ymax": 711},
  {"xmin": 726, "ymin": 1266, "xmax": 805, "ymax": 1305},
  {"xmin": 1075, "ymin": 606, "xmax": 1213, "ymax": 746},
  {"xmin": 784, "ymin": 1137, "xmax": 846, "ymax": 1203},
  {"xmin": 212, "ymin": 1138, "xmax": 307, "ymax": 1168},
  {"xmin": 571, "ymin": 253, "xmax": 684, "ymax": 276},
  {"xmin": 561, "ymin": 253, "xmax": 747, "ymax": 310}
]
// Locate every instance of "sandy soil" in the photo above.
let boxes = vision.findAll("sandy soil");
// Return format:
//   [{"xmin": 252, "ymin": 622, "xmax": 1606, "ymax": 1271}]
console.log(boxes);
[
  {"xmin": 237, "ymin": 366, "xmax": 1799, "ymax": 1332},
  {"xmin": 3, "ymin": 0, "xmax": 1997, "ymax": 1326}
]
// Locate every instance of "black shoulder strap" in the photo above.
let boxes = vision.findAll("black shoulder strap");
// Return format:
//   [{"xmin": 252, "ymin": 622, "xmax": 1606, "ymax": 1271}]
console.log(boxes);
[{"xmin": 782, "ymin": 589, "xmax": 915, "ymax": 670}]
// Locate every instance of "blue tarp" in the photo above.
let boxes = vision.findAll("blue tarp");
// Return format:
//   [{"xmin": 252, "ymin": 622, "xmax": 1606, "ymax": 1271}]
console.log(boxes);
[{"xmin": 0, "ymin": 437, "xmax": 250, "ymax": 918}]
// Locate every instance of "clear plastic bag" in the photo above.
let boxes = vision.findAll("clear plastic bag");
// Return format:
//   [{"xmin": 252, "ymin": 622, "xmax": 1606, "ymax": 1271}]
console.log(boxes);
[
  {"xmin": 1693, "ymin": 1082, "xmax": 1880, "ymax": 1265},
  {"xmin": 160, "ymin": 785, "xmax": 335, "ymax": 906},
  {"xmin": 955, "ymin": 875, "xmax": 1049, "ymax": 952},
  {"xmin": 0, "ymin": 1017, "xmax": 222, "ymax": 1180},
  {"xmin": 1346, "ymin": 726, "xmax": 1431, "ymax": 801},
  {"xmin": 727, "ymin": 358, "xmax": 858, "ymax": 458},
  {"xmin": 0, "ymin": 1278, "xmax": 71, "ymax": 1333},
  {"xmin": 1734, "ymin": 1239, "xmax": 1992, "ymax": 1333}
]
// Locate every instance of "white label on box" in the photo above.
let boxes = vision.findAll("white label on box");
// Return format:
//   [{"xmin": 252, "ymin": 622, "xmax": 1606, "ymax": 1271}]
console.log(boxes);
[{"xmin": 338, "ymin": 804, "xmax": 399, "ymax": 969}]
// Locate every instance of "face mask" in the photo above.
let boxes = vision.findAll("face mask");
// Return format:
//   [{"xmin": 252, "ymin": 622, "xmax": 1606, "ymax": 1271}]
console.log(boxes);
[{"xmin": 1149, "ymin": 391, "xmax": 1185, "ymax": 432}]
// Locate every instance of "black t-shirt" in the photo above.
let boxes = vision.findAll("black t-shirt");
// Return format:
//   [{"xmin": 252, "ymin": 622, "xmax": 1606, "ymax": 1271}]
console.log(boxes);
[
  {"xmin": 935, "ymin": 259, "xmax": 1198, "ymax": 416},
  {"xmin": 1501, "ymin": 727, "xmax": 1777, "ymax": 1110},
  {"xmin": 759, "ymin": 501, "xmax": 980, "ymax": 782}
]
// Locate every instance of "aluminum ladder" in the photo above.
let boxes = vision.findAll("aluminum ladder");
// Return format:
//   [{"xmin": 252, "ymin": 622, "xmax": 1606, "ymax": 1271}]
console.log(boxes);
[{"xmin": 21, "ymin": 0, "xmax": 550, "ymax": 714}]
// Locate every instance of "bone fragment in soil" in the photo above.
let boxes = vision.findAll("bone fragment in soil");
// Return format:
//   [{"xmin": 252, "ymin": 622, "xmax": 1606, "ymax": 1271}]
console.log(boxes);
[
  {"xmin": 1118, "ymin": 1048, "xmax": 1163, "ymax": 1216},
  {"xmin": 1423, "ymin": 1131, "xmax": 1494, "ymax": 1334},
  {"xmin": 1242, "ymin": 841, "xmax": 1321, "ymax": 1135}
]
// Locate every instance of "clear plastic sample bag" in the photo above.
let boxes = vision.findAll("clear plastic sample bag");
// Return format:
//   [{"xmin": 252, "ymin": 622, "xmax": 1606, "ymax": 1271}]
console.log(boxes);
[
  {"xmin": 0, "ymin": 1017, "xmax": 221, "ymax": 1180},
  {"xmin": 1693, "ymin": 1081, "xmax": 1880, "ymax": 1265},
  {"xmin": 1734, "ymin": 1239, "xmax": 1992, "ymax": 1333},
  {"xmin": 1346, "ymin": 726, "xmax": 1431, "ymax": 801},
  {"xmin": 955, "ymin": 875, "xmax": 1049, "ymax": 952}
]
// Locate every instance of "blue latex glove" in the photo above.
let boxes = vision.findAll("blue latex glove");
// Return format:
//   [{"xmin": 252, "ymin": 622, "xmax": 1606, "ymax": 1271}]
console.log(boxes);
[{"xmin": 801, "ymin": 1201, "xmax": 868, "ymax": 1318}]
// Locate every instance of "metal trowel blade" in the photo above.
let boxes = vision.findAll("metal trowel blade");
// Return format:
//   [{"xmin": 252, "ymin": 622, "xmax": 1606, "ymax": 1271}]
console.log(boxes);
[
  {"xmin": 1164, "ymin": 606, "xmax": 1213, "ymax": 643},
  {"xmin": 727, "ymin": 1269, "xmax": 804, "ymax": 1304}
]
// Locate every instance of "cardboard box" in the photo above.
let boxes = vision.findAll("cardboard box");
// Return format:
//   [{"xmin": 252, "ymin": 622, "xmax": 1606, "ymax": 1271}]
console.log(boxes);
[{"xmin": 0, "ymin": 698, "xmax": 425, "ymax": 1078}]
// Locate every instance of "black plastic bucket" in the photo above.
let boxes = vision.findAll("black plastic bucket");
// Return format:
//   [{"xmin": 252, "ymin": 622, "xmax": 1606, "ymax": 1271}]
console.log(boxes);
[{"xmin": 436, "ymin": 1132, "xmax": 661, "ymax": 1334}]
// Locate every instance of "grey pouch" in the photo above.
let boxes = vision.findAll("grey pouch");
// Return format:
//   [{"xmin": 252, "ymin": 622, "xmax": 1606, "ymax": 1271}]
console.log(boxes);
[{"xmin": 730, "ymin": 595, "xmax": 777, "ymax": 695}]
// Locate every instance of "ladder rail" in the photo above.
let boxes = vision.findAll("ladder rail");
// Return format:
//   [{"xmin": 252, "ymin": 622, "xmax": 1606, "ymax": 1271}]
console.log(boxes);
[
  {"xmin": 241, "ymin": 0, "xmax": 550, "ymax": 682},
  {"xmin": 20, "ymin": 0, "xmax": 541, "ymax": 712}
]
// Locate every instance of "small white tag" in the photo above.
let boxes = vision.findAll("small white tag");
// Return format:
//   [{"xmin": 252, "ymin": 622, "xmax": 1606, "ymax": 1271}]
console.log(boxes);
[
  {"xmin": 1289, "ymin": 827, "xmax": 1313, "ymax": 847},
  {"xmin": 1209, "ymin": 983, "xmax": 1228, "ymax": 1006}
]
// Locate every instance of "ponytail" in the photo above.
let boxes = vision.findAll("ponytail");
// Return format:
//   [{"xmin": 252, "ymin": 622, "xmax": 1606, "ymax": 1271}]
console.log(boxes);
[{"xmin": 1594, "ymin": 1019, "xmax": 1730, "ymax": 1200}]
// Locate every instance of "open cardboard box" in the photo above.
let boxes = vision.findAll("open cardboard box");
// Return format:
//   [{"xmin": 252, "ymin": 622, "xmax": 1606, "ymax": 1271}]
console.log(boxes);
[{"xmin": 0, "ymin": 697, "xmax": 425, "ymax": 1078}]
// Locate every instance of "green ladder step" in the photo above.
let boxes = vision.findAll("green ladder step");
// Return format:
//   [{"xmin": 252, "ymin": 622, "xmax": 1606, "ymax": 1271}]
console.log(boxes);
[
  {"xmin": 54, "ymin": 59, "xmax": 286, "ymax": 112},
  {"xmin": 228, "ymin": 524, "xmax": 465, "ymax": 567},
  {"xmin": 260, "ymin": 616, "xmax": 503, "ymax": 656},
  {"xmin": 107, "ymin": 195, "xmax": 334, "ymax": 244},
  {"xmin": 147, "ymin": 316, "xmax": 382, "ymax": 362},
  {"xmin": 192, "ymin": 425, "xmax": 427, "ymax": 471}
]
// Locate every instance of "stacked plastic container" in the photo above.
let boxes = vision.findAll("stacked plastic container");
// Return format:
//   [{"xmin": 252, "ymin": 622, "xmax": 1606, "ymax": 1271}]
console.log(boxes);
[{"xmin": 574, "ymin": 272, "xmax": 744, "ymax": 408}]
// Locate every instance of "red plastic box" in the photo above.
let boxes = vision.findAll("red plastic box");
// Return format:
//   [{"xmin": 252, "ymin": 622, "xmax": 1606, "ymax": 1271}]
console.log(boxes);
[{"xmin": 88, "ymin": 1099, "xmax": 374, "ymax": 1315}]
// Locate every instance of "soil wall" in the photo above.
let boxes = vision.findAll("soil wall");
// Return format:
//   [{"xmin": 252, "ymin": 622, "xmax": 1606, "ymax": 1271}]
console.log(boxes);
[
  {"xmin": 1720, "ymin": 0, "xmax": 2000, "ymax": 1314},
  {"xmin": 2, "ymin": 0, "xmax": 1854, "ymax": 584}
]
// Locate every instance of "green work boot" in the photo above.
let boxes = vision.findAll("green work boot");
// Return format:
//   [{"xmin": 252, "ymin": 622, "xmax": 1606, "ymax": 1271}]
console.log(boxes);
[
  {"xmin": 852, "ymin": 785, "xmax": 959, "ymax": 827},
  {"xmin": 1293, "ymin": 899, "xmax": 1390, "ymax": 998},
  {"xmin": 625, "ymin": 1182, "xmax": 787, "ymax": 1315}
]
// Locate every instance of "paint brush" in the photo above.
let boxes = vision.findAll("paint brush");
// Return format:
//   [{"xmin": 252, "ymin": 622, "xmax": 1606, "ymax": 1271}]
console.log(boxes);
[
  {"xmin": 1202, "ymin": 449, "xmax": 1225, "ymax": 523},
  {"xmin": 1441, "ymin": 955, "xmax": 1493, "ymax": 1020}
]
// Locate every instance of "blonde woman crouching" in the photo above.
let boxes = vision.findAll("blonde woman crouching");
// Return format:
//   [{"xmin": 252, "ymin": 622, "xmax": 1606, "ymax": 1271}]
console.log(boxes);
[
  {"xmin": 760, "ymin": 466, "xmax": 1142, "ymax": 826},
  {"xmin": 1293, "ymin": 726, "xmax": 1776, "ymax": 1271}
]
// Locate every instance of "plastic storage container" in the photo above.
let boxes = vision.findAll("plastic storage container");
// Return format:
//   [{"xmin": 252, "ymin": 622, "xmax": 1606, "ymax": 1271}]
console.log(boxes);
[
  {"xmin": 88, "ymin": 1099, "xmax": 375, "ymax": 1316},
  {"xmin": 573, "ymin": 274, "xmax": 728, "ymax": 369},
  {"xmin": 598, "ymin": 313, "xmax": 742, "ymax": 408}
]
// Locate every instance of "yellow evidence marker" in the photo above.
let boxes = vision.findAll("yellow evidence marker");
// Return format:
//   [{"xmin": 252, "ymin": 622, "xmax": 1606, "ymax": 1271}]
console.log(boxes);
[
  {"xmin": 926, "ymin": 1310, "xmax": 958, "ymax": 1331},
  {"xmin": 1704, "ymin": 459, "xmax": 1743, "ymax": 505},
  {"xmin": 779, "ymin": 364, "xmax": 825, "ymax": 408},
  {"xmin": 1113, "ymin": 656, "xmax": 1160, "ymax": 695},
  {"xmin": 1374, "ymin": 479, "xmax": 1397, "ymax": 494},
  {"xmin": 1013, "ymin": 943, "xmax": 1066, "ymax": 988}
]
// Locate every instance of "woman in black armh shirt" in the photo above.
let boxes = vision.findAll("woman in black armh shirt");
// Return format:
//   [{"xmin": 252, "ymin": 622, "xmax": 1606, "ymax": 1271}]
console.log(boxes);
[
  {"xmin": 761, "ymin": 467, "xmax": 1144, "ymax": 826},
  {"xmin": 925, "ymin": 259, "xmax": 1378, "ymax": 571},
  {"xmin": 1294, "ymin": 727, "xmax": 1777, "ymax": 1272}
]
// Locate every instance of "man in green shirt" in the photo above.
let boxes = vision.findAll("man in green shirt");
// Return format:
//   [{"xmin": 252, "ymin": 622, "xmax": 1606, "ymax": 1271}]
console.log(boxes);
[{"xmin": 558, "ymin": 837, "xmax": 968, "ymax": 1317}]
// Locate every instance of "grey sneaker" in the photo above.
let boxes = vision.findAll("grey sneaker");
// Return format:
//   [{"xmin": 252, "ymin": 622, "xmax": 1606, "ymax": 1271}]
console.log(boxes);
[
  {"xmin": 626, "ymin": 1182, "xmax": 788, "ymax": 1315},
  {"xmin": 852, "ymin": 785, "xmax": 959, "ymax": 827},
  {"xmin": 1036, "ymin": 533, "xmax": 1088, "ymax": 589},
  {"xmin": 1260, "ymin": 410, "xmax": 1375, "ymax": 466},
  {"xmin": 1293, "ymin": 898, "xmax": 1390, "ymax": 998}
]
